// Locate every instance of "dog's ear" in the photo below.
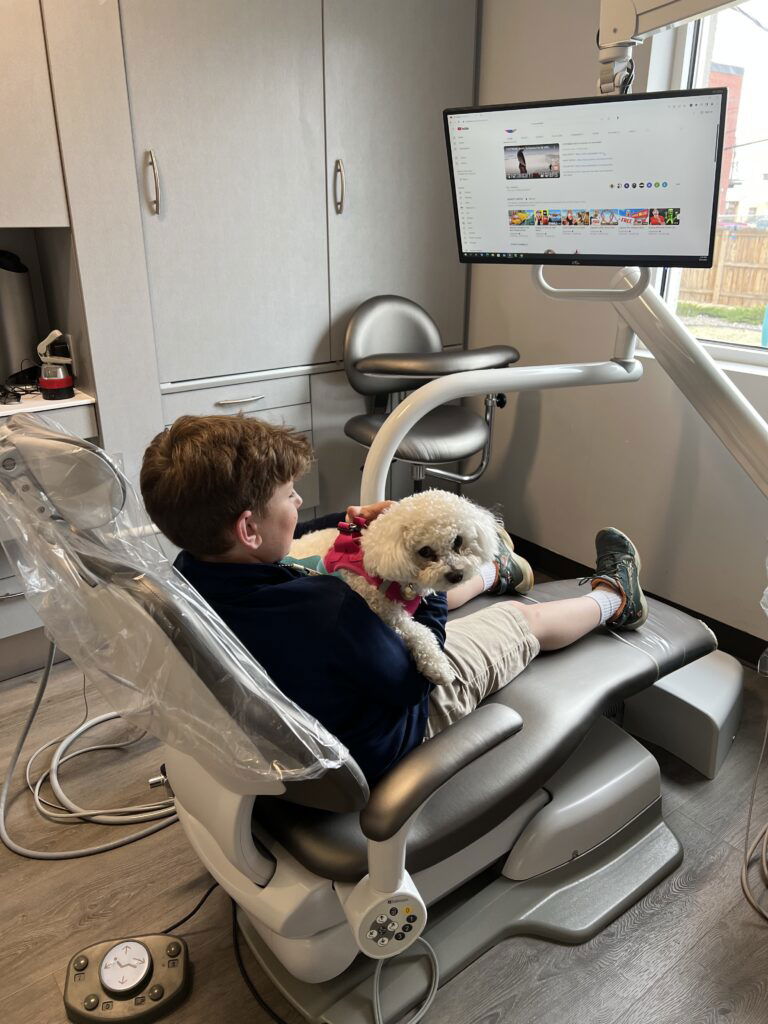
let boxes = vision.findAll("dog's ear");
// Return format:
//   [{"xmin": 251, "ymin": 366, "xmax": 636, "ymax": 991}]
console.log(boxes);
[{"xmin": 361, "ymin": 505, "xmax": 416, "ymax": 582}]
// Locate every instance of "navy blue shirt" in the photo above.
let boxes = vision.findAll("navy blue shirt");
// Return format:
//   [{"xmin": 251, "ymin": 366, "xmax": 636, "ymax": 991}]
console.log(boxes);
[{"xmin": 174, "ymin": 512, "xmax": 447, "ymax": 785}]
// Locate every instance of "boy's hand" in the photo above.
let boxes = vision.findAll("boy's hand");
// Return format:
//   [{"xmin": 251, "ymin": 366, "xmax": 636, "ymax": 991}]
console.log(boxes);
[{"xmin": 345, "ymin": 500, "xmax": 395, "ymax": 525}]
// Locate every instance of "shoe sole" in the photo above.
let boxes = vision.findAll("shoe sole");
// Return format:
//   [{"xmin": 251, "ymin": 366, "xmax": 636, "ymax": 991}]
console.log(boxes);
[
  {"xmin": 602, "ymin": 526, "xmax": 648, "ymax": 630},
  {"xmin": 497, "ymin": 524, "xmax": 535, "ymax": 593}
]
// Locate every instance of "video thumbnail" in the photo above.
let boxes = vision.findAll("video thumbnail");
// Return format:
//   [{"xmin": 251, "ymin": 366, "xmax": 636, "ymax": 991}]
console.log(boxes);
[
  {"xmin": 649, "ymin": 208, "xmax": 680, "ymax": 225},
  {"xmin": 619, "ymin": 209, "xmax": 650, "ymax": 225},
  {"xmin": 509, "ymin": 210, "xmax": 535, "ymax": 226},
  {"xmin": 505, "ymin": 143, "xmax": 560, "ymax": 179},
  {"xmin": 590, "ymin": 209, "xmax": 618, "ymax": 226},
  {"xmin": 562, "ymin": 209, "xmax": 589, "ymax": 226}
]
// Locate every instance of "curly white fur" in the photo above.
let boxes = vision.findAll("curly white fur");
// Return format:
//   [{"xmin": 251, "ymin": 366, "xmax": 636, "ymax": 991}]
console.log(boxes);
[{"xmin": 289, "ymin": 490, "xmax": 500, "ymax": 685}]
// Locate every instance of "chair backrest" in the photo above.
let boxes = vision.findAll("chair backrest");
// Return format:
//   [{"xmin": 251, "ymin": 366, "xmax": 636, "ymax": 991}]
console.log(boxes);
[
  {"xmin": 0, "ymin": 415, "xmax": 369, "ymax": 812},
  {"xmin": 344, "ymin": 294, "xmax": 442, "ymax": 396}
]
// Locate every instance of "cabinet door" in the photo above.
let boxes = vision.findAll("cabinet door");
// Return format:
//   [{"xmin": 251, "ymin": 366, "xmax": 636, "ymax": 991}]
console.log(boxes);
[
  {"xmin": 119, "ymin": 0, "xmax": 329, "ymax": 383},
  {"xmin": 0, "ymin": 0, "xmax": 68, "ymax": 226},
  {"xmin": 324, "ymin": 0, "xmax": 476, "ymax": 359}
]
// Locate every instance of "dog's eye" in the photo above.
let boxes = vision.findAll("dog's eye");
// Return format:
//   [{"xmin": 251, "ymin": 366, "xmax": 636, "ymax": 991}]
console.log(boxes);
[
  {"xmin": 418, "ymin": 546, "xmax": 436, "ymax": 560},
  {"xmin": 453, "ymin": 535, "xmax": 463, "ymax": 552}
]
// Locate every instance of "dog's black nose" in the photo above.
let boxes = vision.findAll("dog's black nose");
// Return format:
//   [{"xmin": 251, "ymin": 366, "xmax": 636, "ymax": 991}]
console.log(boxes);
[{"xmin": 445, "ymin": 570, "xmax": 464, "ymax": 584}]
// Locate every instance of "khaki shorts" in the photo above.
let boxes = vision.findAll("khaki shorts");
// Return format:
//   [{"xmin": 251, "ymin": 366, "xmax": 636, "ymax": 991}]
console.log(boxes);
[{"xmin": 424, "ymin": 602, "xmax": 540, "ymax": 739}]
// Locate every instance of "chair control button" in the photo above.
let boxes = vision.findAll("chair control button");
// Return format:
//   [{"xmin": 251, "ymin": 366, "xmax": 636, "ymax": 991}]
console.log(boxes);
[
  {"xmin": 377, "ymin": 937, "xmax": 389, "ymax": 946},
  {"xmin": 387, "ymin": 921, "xmax": 397, "ymax": 932},
  {"xmin": 402, "ymin": 924, "xmax": 413, "ymax": 933},
  {"xmin": 73, "ymin": 956, "xmax": 88, "ymax": 972},
  {"xmin": 366, "ymin": 930, "xmax": 378, "ymax": 940},
  {"xmin": 165, "ymin": 941, "xmax": 181, "ymax": 958},
  {"xmin": 83, "ymin": 995, "xmax": 99, "ymax": 1011},
  {"xmin": 394, "ymin": 933, "xmax": 405, "ymax": 941},
  {"xmin": 389, "ymin": 907, "xmax": 398, "ymax": 916},
  {"xmin": 406, "ymin": 914, "xmax": 417, "ymax": 923},
  {"xmin": 376, "ymin": 915, "xmax": 387, "ymax": 924},
  {"xmin": 148, "ymin": 984, "xmax": 164, "ymax": 1001}
]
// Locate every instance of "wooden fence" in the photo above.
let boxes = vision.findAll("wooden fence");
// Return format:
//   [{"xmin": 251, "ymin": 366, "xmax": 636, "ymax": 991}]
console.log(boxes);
[{"xmin": 680, "ymin": 229, "xmax": 768, "ymax": 308}]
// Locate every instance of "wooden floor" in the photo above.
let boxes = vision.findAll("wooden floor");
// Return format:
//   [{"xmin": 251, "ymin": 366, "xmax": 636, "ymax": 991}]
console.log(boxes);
[{"xmin": 2, "ymin": 657, "xmax": 768, "ymax": 1024}]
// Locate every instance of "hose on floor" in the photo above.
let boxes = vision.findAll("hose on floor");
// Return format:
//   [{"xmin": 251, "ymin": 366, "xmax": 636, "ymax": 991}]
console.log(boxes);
[{"xmin": 0, "ymin": 641, "xmax": 177, "ymax": 860}]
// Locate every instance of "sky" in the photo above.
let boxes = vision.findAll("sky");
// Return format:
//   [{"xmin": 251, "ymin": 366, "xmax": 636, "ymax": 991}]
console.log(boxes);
[{"xmin": 707, "ymin": 2, "xmax": 768, "ymax": 197}]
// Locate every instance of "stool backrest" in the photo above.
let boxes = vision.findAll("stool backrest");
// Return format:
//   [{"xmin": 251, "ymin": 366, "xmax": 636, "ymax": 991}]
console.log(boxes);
[{"xmin": 344, "ymin": 295, "xmax": 442, "ymax": 396}]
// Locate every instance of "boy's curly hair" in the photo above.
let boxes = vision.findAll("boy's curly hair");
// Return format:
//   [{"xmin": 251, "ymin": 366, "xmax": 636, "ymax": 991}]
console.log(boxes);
[{"xmin": 140, "ymin": 414, "xmax": 311, "ymax": 556}]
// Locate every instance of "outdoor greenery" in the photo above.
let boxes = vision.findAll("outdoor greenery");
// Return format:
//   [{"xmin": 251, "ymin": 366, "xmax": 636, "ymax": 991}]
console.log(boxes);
[{"xmin": 678, "ymin": 301, "xmax": 766, "ymax": 326}]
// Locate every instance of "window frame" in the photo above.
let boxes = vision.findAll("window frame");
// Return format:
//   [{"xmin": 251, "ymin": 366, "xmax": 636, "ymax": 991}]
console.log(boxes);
[{"xmin": 657, "ymin": 13, "xmax": 768, "ymax": 370}]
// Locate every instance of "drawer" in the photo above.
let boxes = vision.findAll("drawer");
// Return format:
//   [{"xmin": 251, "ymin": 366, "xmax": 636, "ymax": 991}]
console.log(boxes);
[
  {"xmin": 162, "ymin": 376, "xmax": 310, "ymax": 423},
  {"xmin": 0, "ymin": 548, "xmax": 15, "ymax": 582},
  {"xmin": 45, "ymin": 404, "xmax": 98, "ymax": 438},
  {"xmin": 0, "ymin": 590, "xmax": 39, "ymax": 639}
]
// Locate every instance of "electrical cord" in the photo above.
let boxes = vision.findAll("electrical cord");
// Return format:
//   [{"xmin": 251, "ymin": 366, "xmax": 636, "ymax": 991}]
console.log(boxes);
[
  {"xmin": 372, "ymin": 937, "xmax": 440, "ymax": 1024},
  {"xmin": 740, "ymin": 704, "xmax": 768, "ymax": 922},
  {"xmin": 161, "ymin": 882, "xmax": 219, "ymax": 935},
  {"xmin": 0, "ymin": 641, "xmax": 177, "ymax": 860}
]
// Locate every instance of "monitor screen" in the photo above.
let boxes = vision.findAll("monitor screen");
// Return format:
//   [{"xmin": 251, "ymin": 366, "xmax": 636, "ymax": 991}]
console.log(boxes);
[{"xmin": 444, "ymin": 89, "xmax": 726, "ymax": 268}]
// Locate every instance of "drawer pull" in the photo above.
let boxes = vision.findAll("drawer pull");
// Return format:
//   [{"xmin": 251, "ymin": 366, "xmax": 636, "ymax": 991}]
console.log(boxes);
[
  {"xmin": 0, "ymin": 590, "xmax": 22, "ymax": 601},
  {"xmin": 148, "ymin": 149, "xmax": 161, "ymax": 215},
  {"xmin": 333, "ymin": 158, "xmax": 345, "ymax": 214},
  {"xmin": 214, "ymin": 395, "xmax": 265, "ymax": 407}
]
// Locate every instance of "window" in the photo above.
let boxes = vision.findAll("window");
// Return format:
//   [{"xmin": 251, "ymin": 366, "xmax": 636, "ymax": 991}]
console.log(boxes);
[{"xmin": 673, "ymin": 3, "xmax": 768, "ymax": 353}]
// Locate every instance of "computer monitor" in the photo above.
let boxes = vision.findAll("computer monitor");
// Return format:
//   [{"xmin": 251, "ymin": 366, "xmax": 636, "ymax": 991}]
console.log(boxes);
[{"xmin": 444, "ymin": 88, "xmax": 726, "ymax": 268}]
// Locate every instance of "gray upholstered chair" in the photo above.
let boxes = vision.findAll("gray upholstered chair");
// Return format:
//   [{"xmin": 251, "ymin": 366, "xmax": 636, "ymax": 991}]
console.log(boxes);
[{"xmin": 343, "ymin": 295, "xmax": 519, "ymax": 490}]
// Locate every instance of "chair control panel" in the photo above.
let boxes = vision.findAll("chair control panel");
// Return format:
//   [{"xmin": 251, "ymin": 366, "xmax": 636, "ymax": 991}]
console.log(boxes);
[{"xmin": 63, "ymin": 934, "xmax": 191, "ymax": 1023}]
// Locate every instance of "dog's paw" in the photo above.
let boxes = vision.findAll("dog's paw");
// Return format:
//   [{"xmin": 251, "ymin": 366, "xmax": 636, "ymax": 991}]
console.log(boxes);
[{"xmin": 413, "ymin": 648, "xmax": 456, "ymax": 686}]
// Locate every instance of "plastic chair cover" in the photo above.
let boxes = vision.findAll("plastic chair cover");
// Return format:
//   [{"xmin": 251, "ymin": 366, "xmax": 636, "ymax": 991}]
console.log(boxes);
[{"xmin": 0, "ymin": 415, "xmax": 347, "ymax": 789}]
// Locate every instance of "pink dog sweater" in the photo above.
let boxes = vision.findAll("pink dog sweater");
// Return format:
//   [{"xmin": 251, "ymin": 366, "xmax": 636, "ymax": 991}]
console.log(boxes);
[{"xmin": 323, "ymin": 518, "xmax": 422, "ymax": 615}]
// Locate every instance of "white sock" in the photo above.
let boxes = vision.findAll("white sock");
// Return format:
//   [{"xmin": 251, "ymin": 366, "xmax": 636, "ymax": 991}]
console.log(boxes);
[
  {"xmin": 585, "ymin": 586, "xmax": 622, "ymax": 624},
  {"xmin": 479, "ymin": 562, "xmax": 498, "ymax": 592}
]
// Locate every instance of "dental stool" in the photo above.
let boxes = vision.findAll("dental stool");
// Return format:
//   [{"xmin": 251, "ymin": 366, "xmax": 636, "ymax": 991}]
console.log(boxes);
[
  {"xmin": 0, "ymin": 416, "xmax": 743, "ymax": 1024},
  {"xmin": 344, "ymin": 295, "xmax": 520, "ymax": 489}
]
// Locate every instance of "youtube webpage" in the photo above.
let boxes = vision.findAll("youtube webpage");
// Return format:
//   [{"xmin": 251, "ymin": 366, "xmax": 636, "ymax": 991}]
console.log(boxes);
[{"xmin": 446, "ymin": 93, "xmax": 723, "ymax": 265}]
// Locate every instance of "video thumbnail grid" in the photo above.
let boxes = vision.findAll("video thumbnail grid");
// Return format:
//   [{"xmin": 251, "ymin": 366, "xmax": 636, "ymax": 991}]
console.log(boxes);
[{"xmin": 508, "ymin": 208, "xmax": 681, "ymax": 227}]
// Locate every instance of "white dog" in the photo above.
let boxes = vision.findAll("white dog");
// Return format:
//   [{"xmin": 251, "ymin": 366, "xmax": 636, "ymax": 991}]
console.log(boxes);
[{"xmin": 289, "ymin": 489, "xmax": 500, "ymax": 685}]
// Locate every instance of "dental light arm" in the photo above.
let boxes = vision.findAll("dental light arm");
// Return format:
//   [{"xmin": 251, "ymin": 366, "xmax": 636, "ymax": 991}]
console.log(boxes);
[{"xmin": 598, "ymin": 0, "xmax": 740, "ymax": 92}]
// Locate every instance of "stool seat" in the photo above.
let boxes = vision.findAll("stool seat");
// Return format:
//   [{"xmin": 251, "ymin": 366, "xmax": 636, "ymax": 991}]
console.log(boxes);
[{"xmin": 344, "ymin": 405, "xmax": 489, "ymax": 464}]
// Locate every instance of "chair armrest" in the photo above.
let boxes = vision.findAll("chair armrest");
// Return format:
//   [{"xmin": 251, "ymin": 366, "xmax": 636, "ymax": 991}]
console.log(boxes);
[
  {"xmin": 360, "ymin": 704, "xmax": 523, "ymax": 842},
  {"xmin": 354, "ymin": 345, "xmax": 519, "ymax": 380}
]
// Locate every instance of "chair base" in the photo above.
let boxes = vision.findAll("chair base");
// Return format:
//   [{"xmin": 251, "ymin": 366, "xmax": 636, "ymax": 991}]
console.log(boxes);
[{"xmin": 237, "ymin": 798, "xmax": 681, "ymax": 1024}]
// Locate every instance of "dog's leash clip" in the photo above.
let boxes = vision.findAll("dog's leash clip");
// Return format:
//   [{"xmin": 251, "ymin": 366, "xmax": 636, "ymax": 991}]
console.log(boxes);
[{"xmin": 337, "ymin": 515, "xmax": 367, "ymax": 536}]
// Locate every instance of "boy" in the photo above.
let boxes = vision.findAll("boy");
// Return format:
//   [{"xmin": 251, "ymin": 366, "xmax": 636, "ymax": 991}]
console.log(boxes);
[{"xmin": 141, "ymin": 415, "xmax": 647, "ymax": 785}]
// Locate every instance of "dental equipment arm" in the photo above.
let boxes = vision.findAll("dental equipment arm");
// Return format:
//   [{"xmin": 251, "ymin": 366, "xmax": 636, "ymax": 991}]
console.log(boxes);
[{"xmin": 598, "ymin": 0, "xmax": 740, "ymax": 92}]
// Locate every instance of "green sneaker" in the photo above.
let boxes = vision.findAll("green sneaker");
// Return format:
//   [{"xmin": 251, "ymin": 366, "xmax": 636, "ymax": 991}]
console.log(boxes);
[
  {"xmin": 488, "ymin": 524, "xmax": 534, "ymax": 595},
  {"xmin": 582, "ymin": 527, "xmax": 648, "ymax": 630}
]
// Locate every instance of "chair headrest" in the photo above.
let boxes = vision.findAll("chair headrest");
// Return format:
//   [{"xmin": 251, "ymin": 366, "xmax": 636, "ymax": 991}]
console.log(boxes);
[{"xmin": 5, "ymin": 430, "xmax": 126, "ymax": 530}]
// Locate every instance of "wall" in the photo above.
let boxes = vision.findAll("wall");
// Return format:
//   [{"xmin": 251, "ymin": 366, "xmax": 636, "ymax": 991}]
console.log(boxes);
[{"xmin": 468, "ymin": 0, "xmax": 768, "ymax": 640}]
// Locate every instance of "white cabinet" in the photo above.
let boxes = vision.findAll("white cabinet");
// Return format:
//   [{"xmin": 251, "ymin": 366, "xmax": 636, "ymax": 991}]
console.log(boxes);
[
  {"xmin": 119, "ymin": 0, "xmax": 330, "ymax": 383},
  {"xmin": 324, "ymin": 0, "xmax": 476, "ymax": 358},
  {"xmin": 0, "ymin": 0, "xmax": 68, "ymax": 226}
]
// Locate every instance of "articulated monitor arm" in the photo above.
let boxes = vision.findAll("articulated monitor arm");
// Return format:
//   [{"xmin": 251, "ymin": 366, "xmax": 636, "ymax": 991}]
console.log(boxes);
[{"xmin": 598, "ymin": 0, "xmax": 739, "ymax": 93}]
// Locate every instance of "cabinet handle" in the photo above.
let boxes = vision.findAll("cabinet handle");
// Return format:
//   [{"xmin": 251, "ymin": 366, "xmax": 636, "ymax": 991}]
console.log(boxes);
[
  {"xmin": 0, "ymin": 590, "xmax": 22, "ymax": 601},
  {"xmin": 214, "ymin": 395, "xmax": 265, "ymax": 407},
  {"xmin": 333, "ymin": 158, "xmax": 345, "ymax": 214},
  {"xmin": 148, "ymin": 149, "xmax": 161, "ymax": 215}
]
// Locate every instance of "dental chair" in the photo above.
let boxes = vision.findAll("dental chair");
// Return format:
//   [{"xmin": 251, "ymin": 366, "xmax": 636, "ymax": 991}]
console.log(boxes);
[
  {"xmin": 344, "ymin": 295, "xmax": 520, "ymax": 489},
  {"xmin": 0, "ymin": 415, "xmax": 743, "ymax": 1024}
]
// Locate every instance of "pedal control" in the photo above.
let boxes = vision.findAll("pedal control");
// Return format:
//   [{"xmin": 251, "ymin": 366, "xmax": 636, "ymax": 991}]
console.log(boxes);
[{"xmin": 63, "ymin": 934, "xmax": 191, "ymax": 1022}]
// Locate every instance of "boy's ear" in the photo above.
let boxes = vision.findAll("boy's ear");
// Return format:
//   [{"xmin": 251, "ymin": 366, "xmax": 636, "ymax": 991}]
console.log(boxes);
[{"xmin": 234, "ymin": 509, "xmax": 262, "ymax": 551}]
